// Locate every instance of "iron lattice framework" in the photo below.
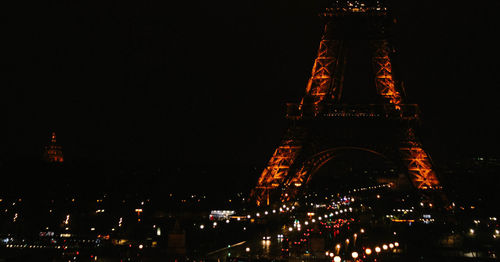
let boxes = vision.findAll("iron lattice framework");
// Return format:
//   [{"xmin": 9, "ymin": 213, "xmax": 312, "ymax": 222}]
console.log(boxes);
[
  {"xmin": 303, "ymin": 39, "xmax": 344, "ymax": 105},
  {"xmin": 251, "ymin": 2, "xmax": 440, "ymax": 206},
  {"xmin": 399, "ymin": 129, "xmax": 440, "ymax": 189},
  {"xmin": 371, "ymin": 40, "xmax": 402, "ymax": 106}
]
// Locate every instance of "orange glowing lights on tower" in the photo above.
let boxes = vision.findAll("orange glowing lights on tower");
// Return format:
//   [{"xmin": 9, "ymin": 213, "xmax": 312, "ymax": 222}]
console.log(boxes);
[
  {"xmin": 44, "ymin": 132, "xmax": 64, "ymax": 163},
  {"xmin": 252, "ymin": 1, "xmax": 441, "ymax": 205}
]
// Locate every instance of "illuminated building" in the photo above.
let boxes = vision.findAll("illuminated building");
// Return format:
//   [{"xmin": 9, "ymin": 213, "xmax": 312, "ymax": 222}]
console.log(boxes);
[
  {"xmin": 43, "ymin": 132, "xmax": 64, "ymax": 163},
  {"xmin": 252, "ymin": 0, "xmax": 441, "ymax": 205}
]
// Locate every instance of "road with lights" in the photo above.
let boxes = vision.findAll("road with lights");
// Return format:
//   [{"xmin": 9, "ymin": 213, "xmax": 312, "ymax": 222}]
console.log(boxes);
[{"xmin": 197, "ymin": 183, "xmax": 499, "ymax": 261}]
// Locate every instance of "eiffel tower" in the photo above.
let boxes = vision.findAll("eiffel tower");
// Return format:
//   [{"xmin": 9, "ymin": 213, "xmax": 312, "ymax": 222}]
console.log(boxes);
[{"xmin": 252, "ymin": 0, "xmax": 441, "ymax": 206}]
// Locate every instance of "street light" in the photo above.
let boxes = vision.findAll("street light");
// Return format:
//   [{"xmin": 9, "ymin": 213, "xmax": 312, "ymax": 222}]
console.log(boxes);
[
  {"xmin": 375, "ymin": 246, "xmax": 381, "ymax": 253},
  {"xmin": 352, "ymin": 251, "xmax": 359, "ymax": 259},
  {"xmin": 382, "ymin": 244, "xmax": 388, "ymax": 250},
  {"xmin": 333, "ymin": 256, "xmax": 341, "ymax": 262},
  {"xmin": 365, "ymin": 248, "xmax": 372, "ymax": 255}
]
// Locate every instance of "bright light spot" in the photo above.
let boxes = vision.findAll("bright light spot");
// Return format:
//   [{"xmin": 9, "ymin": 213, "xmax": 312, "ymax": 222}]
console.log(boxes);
[
  {"xmin": 264, "ymin": 211, "xmax": 268, "ymax": 215},
  {"xmin": 245, "ymin": 247, "xmax": 250, "ymax": 252},
  {"xmin": 389, "ymin": 243, "xmax": 394, "ymax": 248},
  {"xmin": 329, "ymin": 252, "xmax": 334, "ymax": 258},
  {"xmin": 394, "ymin": 242, "xmax": 399, "ymax": 247},
  {"xmin": 304, "ymin": 221, "xmax": 309, "ymax": 225},
  {"xmin": 288, "ymin": 227, "xmax": 293, "ymax": 232},
  {"xmin": 333, "ymin": 256, "xmax": 341, "ymax": 262},
  {"xmin": 138, "ymin": 244, "xmax": 143, "ymax": 249},
  {"xmin": 360, "ymin": 228, "xmax": 365, "ymax": 233},
  {"xmin": 470, "ymin": 229, "xmax": 474, "ymax": 234},
  {"xmin": 325, "ymin": 251, "xmax": 330, "ymax": 256},
  {"xmin": 200, "ymin": 224, "xmax": 204, "ymax": 229},
  {"xmin": 375, "ymin": 246, "xmax": 381, "ymax": 253},
  {"xmin": 351, "ymin": 251, "xmax": 358, "ymax": 259},
  {"xmin": 365, "ymin": 248, "xmax": 372, "ymax": 255},
  {"xmin": 382, "ymin": 244, "xmax": 388, "ymax": 250},
  {"xmin": 213, "ymin": 222, "xmax": 217, "ymax": 227}
]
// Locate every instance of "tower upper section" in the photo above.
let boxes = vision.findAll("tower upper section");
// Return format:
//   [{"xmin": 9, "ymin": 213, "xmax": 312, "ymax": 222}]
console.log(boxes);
[{"xmin": 289, "ymin": 0, "xmax": 403, "ymax": 119}]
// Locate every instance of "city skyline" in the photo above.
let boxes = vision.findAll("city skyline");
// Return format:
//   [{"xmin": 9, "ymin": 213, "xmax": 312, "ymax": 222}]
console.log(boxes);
[
  {"xmin": 5, "ymin": 1, "xmax": 500, "ymax": 171},
  {"xmin": 2, "ymin": 1, "xmax": 500, "ymax": 261}
]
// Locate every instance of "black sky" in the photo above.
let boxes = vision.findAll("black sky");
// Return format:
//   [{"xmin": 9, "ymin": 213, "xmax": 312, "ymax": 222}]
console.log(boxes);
[{"xmin": 4, "ymin": 0, "xmax": 500, "ymax": 173}]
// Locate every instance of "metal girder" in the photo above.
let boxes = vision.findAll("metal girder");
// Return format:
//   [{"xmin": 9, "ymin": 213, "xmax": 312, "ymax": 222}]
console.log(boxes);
[
  {"xmin": 371, "ymin": 40, "xmax": 402, "ymax": 106},
  {"xmin": 399, "ymin": 129, "xmax": 440, "ymax": 189},
  {"xmin": 399, "ymin": 143, "xmax": 440, "ymax": 189},
  {"xmin": 252, "ymin": 128, "xmax": 306, "ymax": 206},
  {"xmin": 286, "ymin": 151, "xmax": 335, "ymax": 188},
  {"xmin": 303, "ymin": 39, "xmax": 343, "ymax": 105},
  {"xmin": 251, "ymin": 10, "xmax": 442, "ymax": 206}
]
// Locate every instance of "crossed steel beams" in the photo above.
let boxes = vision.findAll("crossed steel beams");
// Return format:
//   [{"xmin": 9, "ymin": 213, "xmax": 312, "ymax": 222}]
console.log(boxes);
[{"xmin": 252, "ymin": 8, "xmax": 440, "ymax": 206}]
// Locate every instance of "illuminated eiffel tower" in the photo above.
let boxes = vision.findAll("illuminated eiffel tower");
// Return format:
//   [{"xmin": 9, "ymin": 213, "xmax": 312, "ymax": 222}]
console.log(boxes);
[{"xmin": 252, "ymin": 0, "xmax": 441, "ymax": 206}]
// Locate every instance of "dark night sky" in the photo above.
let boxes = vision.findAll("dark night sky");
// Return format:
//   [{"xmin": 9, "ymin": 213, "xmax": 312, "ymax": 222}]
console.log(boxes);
[{"xmin": 4, "ymin": 1, "xmax": 500, "ymax": 175}]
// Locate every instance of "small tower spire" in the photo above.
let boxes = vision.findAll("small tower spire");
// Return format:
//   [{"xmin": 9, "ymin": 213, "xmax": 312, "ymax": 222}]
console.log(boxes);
[{"xmin": 44, "ymin": 131, "xmax": 64, "ymax": 163}]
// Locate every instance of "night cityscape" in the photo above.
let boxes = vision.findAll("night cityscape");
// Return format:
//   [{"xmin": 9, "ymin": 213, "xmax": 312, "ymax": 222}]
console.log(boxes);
[{"xmin": 3, "ymin": 0, "xmax": 500, "ymax": 261}]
